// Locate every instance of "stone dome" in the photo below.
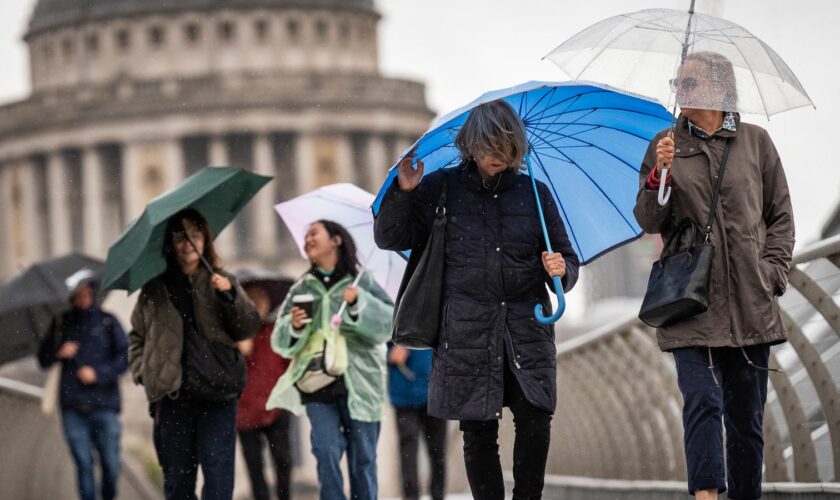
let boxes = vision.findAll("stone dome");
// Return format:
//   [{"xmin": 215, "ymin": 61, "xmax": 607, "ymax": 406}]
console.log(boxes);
[{"xmin": 27, "ymin": 0, "xmax": 375, "ymax": 37}]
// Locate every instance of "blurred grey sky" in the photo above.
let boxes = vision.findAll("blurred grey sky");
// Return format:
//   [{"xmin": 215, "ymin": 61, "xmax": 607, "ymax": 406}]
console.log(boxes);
[{"xmin": 1, "ymin": 0, "xmax": 836, "ymax": 245}]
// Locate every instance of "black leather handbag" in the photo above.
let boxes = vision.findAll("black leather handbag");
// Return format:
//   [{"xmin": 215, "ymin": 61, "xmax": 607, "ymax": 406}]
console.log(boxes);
[
  {"xmin": 639, "ymin": 138, "xmax": 732, "ymax": 328},
  {"xmin": 391, "ymin": 173, "xmax": 449, "ymax": 349}
]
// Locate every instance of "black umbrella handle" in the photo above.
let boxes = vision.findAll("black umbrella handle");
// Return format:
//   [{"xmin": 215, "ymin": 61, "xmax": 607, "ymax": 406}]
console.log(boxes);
[{"xmin": 182, "ymin": 225, "xmax": 235, "ymax": 303}]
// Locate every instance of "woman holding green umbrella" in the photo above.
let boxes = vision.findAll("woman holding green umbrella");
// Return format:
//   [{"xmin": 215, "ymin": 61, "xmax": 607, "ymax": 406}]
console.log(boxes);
[{"xmin": 128, "ymin": 208, "xmax": 260, "ymax": 500}]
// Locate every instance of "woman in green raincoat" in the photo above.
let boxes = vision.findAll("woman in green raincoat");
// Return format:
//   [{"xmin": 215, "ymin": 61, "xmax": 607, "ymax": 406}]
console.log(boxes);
[{"xmin": 267, "ymin": 219, "xmax": 393, "ymax": 500}]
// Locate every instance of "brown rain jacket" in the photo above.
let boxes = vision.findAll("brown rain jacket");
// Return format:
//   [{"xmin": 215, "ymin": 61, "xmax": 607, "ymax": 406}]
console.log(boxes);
[{"xmin": 634, "ymin": 114, "xmax": 794, "ymax": 351}]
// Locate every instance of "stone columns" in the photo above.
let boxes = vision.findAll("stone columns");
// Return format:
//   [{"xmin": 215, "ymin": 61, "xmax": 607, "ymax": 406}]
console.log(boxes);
[
  {"xmin": 334, "ymin": 134, "xmax": 354, "ymax": 184},
  {"xmin": 209, "ymin": 135, "xmax": 234, "ymax": 257},
  {"xmin": 252, "ymin": 132, "xmax": 278, "ymax": 259},
  {"xmin": 47, "ymin": 151, "xmax": 72, "ymax": 255},
  {"xmin": 82, "ymin": 146, "xmax": 105, "ymax": 257},
  {"xmin": 163, "ymin": 139, "xmax": 185, "ymax": 190},
  {"xmin": 121, "ymin": 143, "xmax": 142, "ymax": 223},
  {"xmin": 0, "ymin": 165, "xmax": 11, "ymax": 277},
  {"xmin": 365, "ymin": 134, "xmax": 389, "ymax": 192},
  {"xmin": 294, "ymin": 133, "xmax": 315, "ymax": 193}
]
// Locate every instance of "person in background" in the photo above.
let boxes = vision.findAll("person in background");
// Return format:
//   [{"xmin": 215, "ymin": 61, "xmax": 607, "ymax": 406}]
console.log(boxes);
[
  {"xmin": 267, "ymin": 220, "xmax": 394, "ymax": 500},
  {"xmin": 388, "ymin": 344, "xmax": 446, "ymax": 500},
  {"xmin": 236, "ymin": 283, "xmax": 293, "ymax": 500},
  {"xmin": 38, "ymin": 278, "xmax": 128, "ymax": 500}
]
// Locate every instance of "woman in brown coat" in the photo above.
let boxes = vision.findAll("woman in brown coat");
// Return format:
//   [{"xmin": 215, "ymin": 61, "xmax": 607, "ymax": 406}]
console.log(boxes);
[{"xmin": 634, "ymin": 52, "xmax": 794, "ymax": 500}]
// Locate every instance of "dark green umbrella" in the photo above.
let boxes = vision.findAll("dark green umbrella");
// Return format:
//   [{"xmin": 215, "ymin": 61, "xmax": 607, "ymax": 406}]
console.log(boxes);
[
  {"xmin": 102, "ymin": 166, "xmax": 272, "ymax": 293},
  {"xmin": 0, "ymin": 253, "xmax": 104, "ymax": 365}
]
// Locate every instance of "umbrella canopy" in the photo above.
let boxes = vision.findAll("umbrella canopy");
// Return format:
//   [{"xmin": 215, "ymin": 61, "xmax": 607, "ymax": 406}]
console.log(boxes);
[
  {"xmin": 544, "ymin": 7, "xmax": 814, "ymax": 118},
  {"xmin": 102, "ymin": 166, "xmax": 272, "ymax": 293},
  {"xmin": 0, "ymin": 253, "xmax": 104, "ymax": 365},
  {"xmin": 372, "ymin": 81, "xmax": 674, "ymax": 265},
  {"xmin": 275, "ymin": 183, "xmax": 407, "ymax": 299}
]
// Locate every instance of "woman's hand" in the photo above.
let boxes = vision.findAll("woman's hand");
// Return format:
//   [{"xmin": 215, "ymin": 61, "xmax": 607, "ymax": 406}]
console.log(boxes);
[
  {"xmin": 389, "ymin": 346, "xmax": 409, "ymax": 365},
  {"xmin": 542, "ymin": 251, "xmax": 566, "ymax": 278},
  {"xmin": 343, "ymin": 286, "xmax": 358, "ymax": 305},
  {"xmin": 290, "ymin": 307, "xmax": 309, "ymax": 329},
  {"xmin": 77, "ymin": 366, "xmax": 97, "ymax": 385},
  {"xmin": 397, "ymin": 152, "xmax": 424, "ymax": 192},
  {"xmin": 236, "ymin": 339, "xmax": 254, "ymax": 357},
  {"xmin": 655, "ymin": 131, "xmax": 676, "ymax": 174},
  {"xmin": 56, "ymin": 341, "xmax": 79, "ymax": 360},
  {"xmin": 211, "ymin": 273, "xmax": 232, "ymax": 292}
]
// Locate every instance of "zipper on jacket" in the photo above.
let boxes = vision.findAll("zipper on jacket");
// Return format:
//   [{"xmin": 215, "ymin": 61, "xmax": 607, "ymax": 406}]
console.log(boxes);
[
  {"xmin": 441, "ymin": 303, "xmax": 449, "ymax": 350},
  {"xmin": 505, "ymin": 325, "xmax": 521, "ymax": 370}
]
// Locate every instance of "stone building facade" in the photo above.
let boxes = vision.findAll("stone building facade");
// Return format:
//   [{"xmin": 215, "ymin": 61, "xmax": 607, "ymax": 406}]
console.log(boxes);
[{"xmin": 0, "ymin": 0, "xmax": 434, "ymax": 278}]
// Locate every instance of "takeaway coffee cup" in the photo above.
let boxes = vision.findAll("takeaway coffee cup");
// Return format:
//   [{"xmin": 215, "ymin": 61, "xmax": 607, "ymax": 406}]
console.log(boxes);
[{"xmin": 292, "ymin": 293, "xmax": 315, "ymax": 324}]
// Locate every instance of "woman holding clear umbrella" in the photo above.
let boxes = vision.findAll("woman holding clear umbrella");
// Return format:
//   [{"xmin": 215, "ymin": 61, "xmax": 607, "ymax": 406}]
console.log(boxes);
[{"xmin": 633, "ymin": 51, "xmax": 794, "ymax": 500}]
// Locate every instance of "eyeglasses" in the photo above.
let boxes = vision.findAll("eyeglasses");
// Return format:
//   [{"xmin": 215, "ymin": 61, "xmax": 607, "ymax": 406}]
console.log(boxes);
[{"xmin": 669, "ymin": 76, "xmax": 700, "ymax": 92}]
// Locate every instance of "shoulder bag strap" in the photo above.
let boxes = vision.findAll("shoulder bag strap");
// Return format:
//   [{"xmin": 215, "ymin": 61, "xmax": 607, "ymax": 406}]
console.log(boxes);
[{"xmin": 703, "ymin": 137, "xmax": 733, "ymax": 243}]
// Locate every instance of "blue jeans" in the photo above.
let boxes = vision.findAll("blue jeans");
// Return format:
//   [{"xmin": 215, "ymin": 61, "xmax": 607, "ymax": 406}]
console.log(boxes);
[
  {"xmin": 61, "ymin": 409, "xmax": 122, "ymax": 500},
  {"xmin": 306, "ymin": 397, "xmax": 380, "ymax": 500},
  {"xmin": 152, "ymin": 395, "xmax": 237, "ymax": 500},
  {"xmin": 673, "ymin": 345, "xmax": 770, "ymax": 500}
]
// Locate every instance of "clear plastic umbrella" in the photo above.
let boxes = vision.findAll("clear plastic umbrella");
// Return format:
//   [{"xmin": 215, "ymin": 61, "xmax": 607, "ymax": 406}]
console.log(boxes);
[
  {"xmin": 545, "ymin": 4, "xmax": 814, "ymax": 118},
  {"xmin": 545, "ymin": 3, "xmax": 815, "ymax": 205}
]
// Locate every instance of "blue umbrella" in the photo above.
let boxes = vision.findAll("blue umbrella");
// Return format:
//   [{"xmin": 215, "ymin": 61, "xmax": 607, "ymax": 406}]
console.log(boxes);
[{"xmin": 372, "ymin": 81, "xmax": 673, "ymax": 323}]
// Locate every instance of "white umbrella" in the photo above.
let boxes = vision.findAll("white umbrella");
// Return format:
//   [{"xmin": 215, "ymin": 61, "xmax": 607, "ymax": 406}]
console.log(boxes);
[{"xmin": 274, "ymin": 183, "xmax": 406, "ymax": 300}]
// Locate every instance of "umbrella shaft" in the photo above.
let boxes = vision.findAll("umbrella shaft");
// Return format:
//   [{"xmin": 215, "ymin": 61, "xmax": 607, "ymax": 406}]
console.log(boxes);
[{"xmin": 525, "ymin": 155, "xmax": 554, "ymax": 254}]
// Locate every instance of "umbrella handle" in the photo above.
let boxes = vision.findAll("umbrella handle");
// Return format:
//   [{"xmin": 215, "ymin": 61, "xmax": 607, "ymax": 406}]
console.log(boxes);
[
  {"xmin": 525, "ymin": 154, "xmax": 566, "ymax": 324},
  {"xmin": 658, "ymin": 167, "xmax": 672, "ymax": 205},
  {"xmin": 535, "ymin": 275, "xmax": 566, "ymax": 324}
]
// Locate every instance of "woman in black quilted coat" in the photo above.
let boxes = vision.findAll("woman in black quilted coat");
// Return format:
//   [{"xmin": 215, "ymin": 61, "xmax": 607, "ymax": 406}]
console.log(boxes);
[{"xmin": 375, "ymin": 100, "xmax": 579, "ymax": 500}]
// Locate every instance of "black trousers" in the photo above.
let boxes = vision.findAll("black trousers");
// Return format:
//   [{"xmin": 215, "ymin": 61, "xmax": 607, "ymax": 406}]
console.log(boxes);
[
  {"xmin": 459, "ymin": 362, "xmax": 553, "ymax": 500},
  {"xmin": 394, "ymin": 405, "xmax": 447, "ymax": 500},
  {"xmin": 673, "ymin": 345, "xmax": 770, "ymax": 500},
  {"xmin": 237, "ymin": 411, "xmax": 293, "ymax": 500}
]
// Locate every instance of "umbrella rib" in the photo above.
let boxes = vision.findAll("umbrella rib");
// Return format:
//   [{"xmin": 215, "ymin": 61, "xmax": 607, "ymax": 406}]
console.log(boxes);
[
  {"xmin": 527, "ymin": 122, "xmax": 643, "ymax": 173},
  {"xmin": 529, "ymin": 103, "xmax": 672, "ymax": 130},
  {"xmin": 572, "ymin": 11, "xmax": 677, "ymax": 78},
  {"xmin": 527, "ymin": 116, "xmax": 658, "ymax": 142},
  {"xmin": 529, "ymin": 153, "xmax": 585, "ymax": 259},
  {"xmin": 714, "ymin": 25, "xmax": 771, "ymax": 118},
  {"xmin": 525, "ymin": 105, "xmax": 641, "ymax": 171},
  {"xmin": 526, "ymin": 121, "xmax": 641, "ymax": 232},
  {"xmin": 532, "ymin": 146, "xmax": 638, "ymax": 248},
  {"xmin": 301, "ymin": 195, "xmax": 373, "ymax": 214},
  {"xmin": 517, "ymin": 85, "xmax": 549, "ymax": 120}
]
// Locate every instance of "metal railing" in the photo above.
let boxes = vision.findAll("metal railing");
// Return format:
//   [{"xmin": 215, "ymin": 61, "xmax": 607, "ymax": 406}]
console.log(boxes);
[
  {"xmin": 541, "ymin": 234, "xmax": 840, "ymax": 487},
  {"xmin": 0, "ymin": 376, "xmax": 160, "ymax": 500}
]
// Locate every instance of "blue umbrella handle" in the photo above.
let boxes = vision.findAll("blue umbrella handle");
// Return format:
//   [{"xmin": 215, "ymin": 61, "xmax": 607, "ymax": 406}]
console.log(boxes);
[
  {"xmin": 535, "ymin": 276, "xmax": 566, "ymax": 324},
  {"xmin": 525, "ymin": 155, "xmax": 566, "ymax": 324}
]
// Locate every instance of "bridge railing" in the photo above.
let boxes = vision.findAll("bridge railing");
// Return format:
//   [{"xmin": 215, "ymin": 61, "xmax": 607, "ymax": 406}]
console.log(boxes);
[{"xmin": 540, "ymin": 234, "xmax": 840, "ymax": 484}]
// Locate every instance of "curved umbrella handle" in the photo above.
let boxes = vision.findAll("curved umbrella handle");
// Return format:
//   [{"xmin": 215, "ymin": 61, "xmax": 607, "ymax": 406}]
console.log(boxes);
[
  {"xmin": 525, "ymin": 154, "xmax": 567, "ymax": 324},
  {"xmin": 535, "ymin": 274, "xmax": 566, "ymax": 324},
  {"xmin": 658, "ymin": 167, "xmax": 672, "ymax": 205}
]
